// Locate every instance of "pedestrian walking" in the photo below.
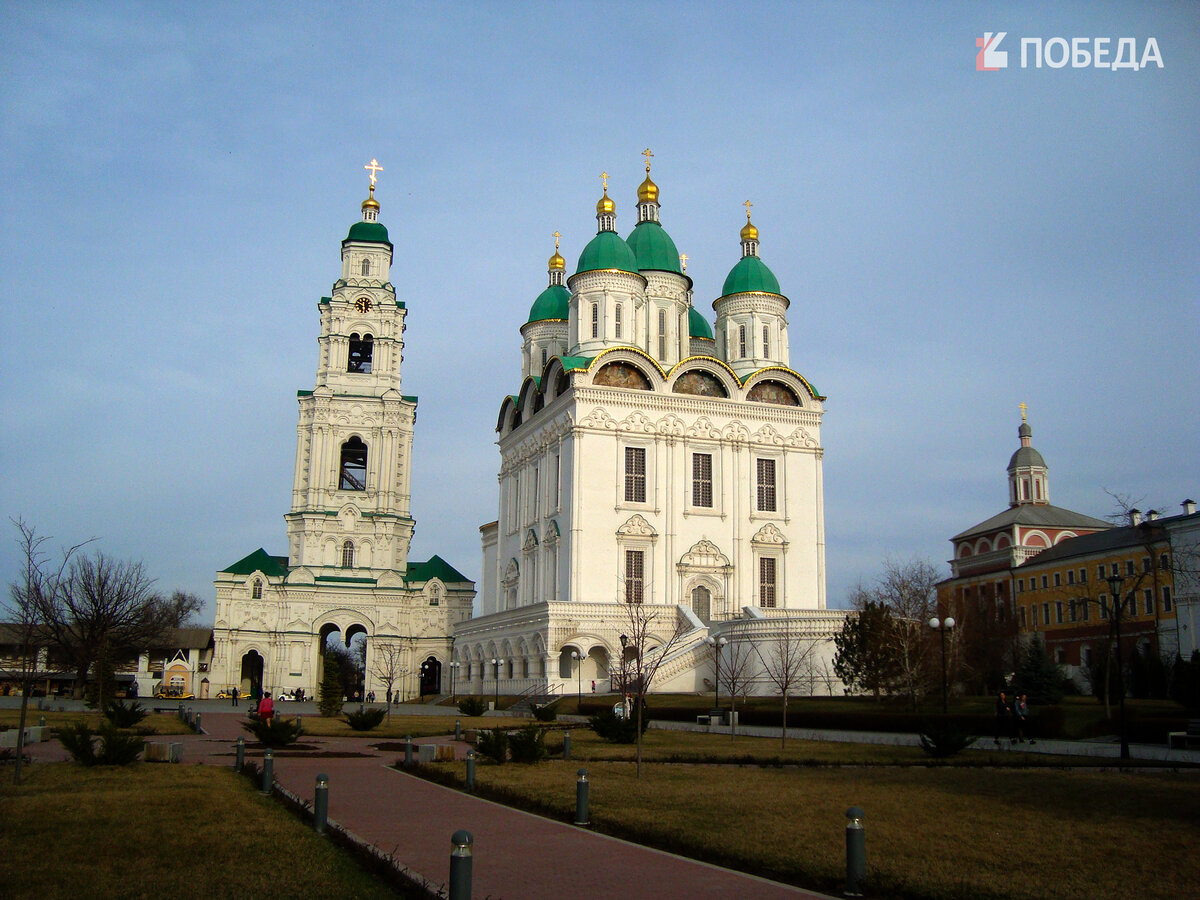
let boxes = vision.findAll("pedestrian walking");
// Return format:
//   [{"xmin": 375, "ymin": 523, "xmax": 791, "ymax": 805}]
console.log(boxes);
[
  {"xmin": 1013, "ymin": 693, "xmax": 1034, "ymax": 744},
  {"xmin": 258, "ymin": 691, "xmax": 274, "ymax": 724},
  {"xmin": 231, "ymin": 686, "xmax": 239, "ymax": 707},
  {"xmin": 994, "ymin": 690, "xmax": 1011, "ymax": 746}
]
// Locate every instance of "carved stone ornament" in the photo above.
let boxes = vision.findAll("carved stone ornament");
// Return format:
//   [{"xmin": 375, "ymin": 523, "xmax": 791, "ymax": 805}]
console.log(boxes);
[
  {"xmin": 617, "ymin": 514, "xmax": 658, "ymax": 537},
  {"xmin": 579, "ymin": 408, "xmax": 618, "ymax": 430},
  {"xmin": 620, "ymin": 411, "xmax": 656, "ymax": 433},
  {"xmin": 785, "ymin": 427, "xmax": 819, "ymax": 449},
  {"xmin": 679, "ymin": 538, "xmax": 731, "ymax": 569},
  {"xmin": 657, "ymin": 414, "xmax": 686, "ymax": 437},
  {"xmin": 522, "ymin": 529, "xmax": 539, "ymax": 552},
  {"xmin": 751, "ymin": 523, "xmax": 787, "ymax": 545},
  {"xmin": 686, "ymin": 417, "xmax": 720, "ymax": 440},
  {"xmin": 722, "ymin": 421, "xmax": 750, "ymax": 443},
  {"xmin": 752, "ymin": 424, "xmax": 785, "ymax": 446}
]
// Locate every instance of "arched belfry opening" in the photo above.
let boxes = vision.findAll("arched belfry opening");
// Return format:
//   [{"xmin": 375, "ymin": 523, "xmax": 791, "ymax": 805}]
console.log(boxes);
[
  {"xmin": 420, "ymin": 656, "xmax": 442, "ymax": 696},
  {"xmin": 239, "ymin": 650, "xmax": 264, "ymax": 699}
]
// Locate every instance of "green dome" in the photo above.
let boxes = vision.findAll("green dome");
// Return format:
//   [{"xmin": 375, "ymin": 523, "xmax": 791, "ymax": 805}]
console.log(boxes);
[
  {"xmin": 626, "ymin": 221, "xmax": 682, "ymax": 274},
  {"xmin": 345, "ymin": 221, "xmax": 391, "ymax": 245},
  {"xmin": 528, "ymin": 284, "xmax": 570, "ymax": 323},
  {"xmin": 720, "ymin": 255, "xmax": 782, "ymax": 297},
  {"xmin": 688, "ymin": 307, "xmax": 714, "ymax": 340},
  {"xmin": 575, "ymin": 231, "xmax": 638, "ymax": 276}
]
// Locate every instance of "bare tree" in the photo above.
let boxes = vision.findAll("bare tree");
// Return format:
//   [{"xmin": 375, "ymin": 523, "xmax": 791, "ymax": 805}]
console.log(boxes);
[
  {"xmin": 370, "ymin": 640, "xmax": 411, "ymax": 716},
  {"xmin": 718, "ymin": 637, "xmax": 757, "ymax": 737},
  {"xmin": 4, "ymin": 520, "xmax": 90, "ymax": 784},
  {"xmin": 29, "ymin": 544, "xmax": 201, "ymax": 704},
  {"xmin": 753, "ymin": 622, "xmax": 822, "ymax": 749},
  {"xmin": 613, "ymin": 599, "xmax": 688, "ymax": 778}
]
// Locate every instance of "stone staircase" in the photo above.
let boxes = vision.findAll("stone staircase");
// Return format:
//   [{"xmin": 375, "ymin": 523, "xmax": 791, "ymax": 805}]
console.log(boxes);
[{"xmin": 508, "ymin": 682, "xmax": 563, "ymax": 716}]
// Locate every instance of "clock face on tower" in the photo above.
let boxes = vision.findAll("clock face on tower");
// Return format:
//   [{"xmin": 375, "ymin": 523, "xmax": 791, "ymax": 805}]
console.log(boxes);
[{"xmin": 355, "ymin": 297, "xmax": 372, "ymax": 314}]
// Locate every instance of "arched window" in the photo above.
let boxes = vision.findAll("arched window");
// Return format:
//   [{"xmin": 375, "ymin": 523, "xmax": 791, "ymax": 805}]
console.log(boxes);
[
  {"xmin": 691, "ymin": 585, "xmax": 711, "ymax": 622},
  {"xmin": 251, "ymin": 579, "xmax": 262, "ymax": 599},
  {"xmin": 591, "ymin": 304, "xmax": 599, "ymax": 338},
  {"xmin": 615, "ymin": 304, "xmax": 623, "ymax": 339},
  {"xmin": 341, "ymin": 540, "xmax": 354, "ymax": 568},
  {"xmin": 339, "ymin": 437, "xmax": 367, "ymax": 490},
  {"xmin": 361, "ymin": 258, "xmax": 370, "ymax": 276},
  {"xmin": 541, "ymin": 347, "xmax": 547, "ymax": 369},
  {"xmin": 738, "ymin": 325, "xmax": 747, "ymax": 358},
  {"xmin": 762, "ymin": 325, "xmax": 770, "ymax": 358},
  {"xmin": 658, "ymin": 309, "xmax": 667, "ymax": 358},
  {"xmin": 348, "ymin": 333, "xmax": 373, "ymax": 373}
]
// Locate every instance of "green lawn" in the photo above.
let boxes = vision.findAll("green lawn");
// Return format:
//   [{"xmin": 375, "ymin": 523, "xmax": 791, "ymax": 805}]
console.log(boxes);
[{"xmin": 0, "ymin": 763, "xmax": 414, "ymax": 899}]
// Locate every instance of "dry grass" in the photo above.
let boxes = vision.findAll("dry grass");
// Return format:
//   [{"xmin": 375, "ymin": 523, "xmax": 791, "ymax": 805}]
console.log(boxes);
[
  {"xmin": 0, "ymin": 709, "xmax": 192, "ymax": 735},
  {"xmin": 297, "ymin": 713, "xmax": 531, "ymax": 739},
  {"xmin": 425, "ymin": 758, "xmax": 1200, "ymax": 899},
  {"xmin": 0, "ymin": 763, "xmax": 404, "ymax": 899}
]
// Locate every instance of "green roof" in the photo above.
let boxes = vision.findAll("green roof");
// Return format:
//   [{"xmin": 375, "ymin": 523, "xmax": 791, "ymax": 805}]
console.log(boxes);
[
  {"xmin": 405, "ymin": 555, "xmax": 473, "ymax": 585},
  {"xmin": 575, "ymin": 231, "xmax": 638, "ymax": 276},
  {"xmin": 527, "ymin": 284, "xmax": 570, "ymax": 323},
  {"xmin": 688, "ymin": 307, "xmax": 714, "ymax": 340},
  {"xmin": 344, "ymin": 221, "xmax": 392, "ymax": 245},
  {"xmin": 220, "ymin": 548, "xmax": 289, "ymax": 577},
  {"xmin": 626, "ymin": 221, "xmax": 681, "ymax": 274},
  {"xmin": 721, "ymin": 254, "xmax": 782, "ymax": 298},
  {"xmin": 557, "ymin": 355, "xmax": 594, "ymax": 372}
]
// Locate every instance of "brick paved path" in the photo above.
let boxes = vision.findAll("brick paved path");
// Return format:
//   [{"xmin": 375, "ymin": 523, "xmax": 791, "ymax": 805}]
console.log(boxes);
[{"xmin": 23, "ymin": 711, "xmax": 831, "ymax": 900}]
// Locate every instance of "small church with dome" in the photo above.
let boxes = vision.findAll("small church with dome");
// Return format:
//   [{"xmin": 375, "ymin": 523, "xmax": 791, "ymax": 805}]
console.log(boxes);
[{"xmin": 454, "ymin": 153, "xmax": 847, "ymax": 697}]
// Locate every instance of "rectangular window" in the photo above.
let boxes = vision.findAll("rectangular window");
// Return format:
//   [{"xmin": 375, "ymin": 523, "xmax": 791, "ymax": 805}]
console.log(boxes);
[
  {"xmin": 1144, "ymin": 588, "xmax": 1153, "ymax": 615},
  {"xmin": 531, "ymin": 465, "xmax": 539, "ymax": 521},
  {"xmin": 1031, "ymin": 605, "xmax": 1038, "ymax": 627},
  {"xmin": 1111, "ymin": 562, "xmax": 1119, "ymax": 577},
  {"xmin": 1055, "ymin": 601, "xmax": 1063, "ymax": 624},
  {"xmin": 1054, "ymin": 572, "xmax": 1061, "ymax": 587},
  {"xmin": 1080, "ymin": 568, "xmax": 1087, "ymax": 583},
  {"xmin": 1019, "ymin": 606, "xmax": 1026, "ymax": 628},
  {"xmin": 625, "ymin": 549, "xmax": 644, "ymax": 604},
  {"xmin": 759, "ymin": 557, "xmax": 777, "ymax": 608},
  {"xmin": 551, "ymin": 453, "xmax": 560, "ymax": 510},
  {"xmin": 1017, "ymin": 579, "xmax": 1025, "ymax": 593},
  {"xmin": 1097, "ymin": 565, "xmax": 1106, "ymax": 581},
  {"xmin": 1081, "ymin": 600, "xmax": 1089, "ymax": 622},
  {"xmin": 591, "ymin": 304, "xmax": 598, "ymax": 338},
  {"xmin": 1067, "ymin": 570, "xmax": 1075, "ymax": 585},
  {"xmin": 658, "ymin": 309, "xmax": 667, "ymax": 359},
  {"xmin": 1163, "ymin": 585, "xmax": 1172, "ymax": 612},
  {"xmin": 738, "ymin": 325, "xmax": 746, "ymax": 358},
  {"xmin": 1069, "ymin": 599, "xmax": 1077, "ymax": 622},
  {"xmin": 762, "ymin": 325, "xmax": 770, "ymax": 358},
  {"xmin": 1099, "ymin": 594, "xmax": 1109, "ymax": 620},
  {"xmin": 1042, "ymin": 602, "xmax": 1050, "ymax": 626},
  {"xmin": 692, "ymin": 453, "xmax": 713, "ymax": 508},
  {"xmin": 1041, "ymin": 575, "xmax": 1048, "ymax": 589},
  {"xmin": 756, "ymin": 458, "xmax": 777, "ymax": 512},
  {"xmin": 1142, "ymin": 556, "xmax": 1152, "ymax": 573},
  {"xmin": 615, "ymin": 304, "xmax": 622, "ymax": 339},
  {"xmin": 624, "ymin": 447, "xmax": 646, "ymax": 503},
  {"xmin": 1125, "ymin": 560, "xmax": 1135, "ymax": 576}
]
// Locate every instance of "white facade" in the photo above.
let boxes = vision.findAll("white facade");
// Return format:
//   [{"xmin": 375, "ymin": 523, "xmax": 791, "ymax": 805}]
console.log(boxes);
[
  {"xmin": 456, "ymin": 167, "xmax": 846, "ymax": 698},
  {"xmin": 211, "ymin": 183, "xmax": 475, "ymax": 700}
]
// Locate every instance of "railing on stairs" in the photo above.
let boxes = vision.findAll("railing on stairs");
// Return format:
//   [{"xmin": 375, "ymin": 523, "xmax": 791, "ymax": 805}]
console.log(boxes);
[{"xmin": 509, "ymin": 681, "xmax": 562, "ymax": 715}]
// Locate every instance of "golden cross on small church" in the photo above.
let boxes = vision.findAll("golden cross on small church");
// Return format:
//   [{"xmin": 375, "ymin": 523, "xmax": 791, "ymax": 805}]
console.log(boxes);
[
  {"xmin": 679, "ymin": 253, "xmax": 688, "ymax": 273},
  {"xmin": 642, "ymin": 147, "xmax": 654, "ymax": 171},
  {"xmin": 600, "ymin": 171, "xmax": 609, "ymax": 192},
  {"xmin": 743, "ymin": 199, "xmax": 754, "ymax": 219},
  {"xmin": 364, "ymin": 158, "xmax": 383, "ymax": 186},
  {"xmin": 1019, "ymin": 401, "xmax": 1028, "ymax": 422},
  {"xmin": 553, "ymin": 231, "xmax": 561, "ymax": 252}
]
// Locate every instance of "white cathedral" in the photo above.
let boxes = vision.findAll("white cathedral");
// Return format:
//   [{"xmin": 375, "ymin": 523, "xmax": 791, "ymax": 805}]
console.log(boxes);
[
  {"xmin": 454, "ymin": 158, "xmax": 847, "ymax": 698},
  {"xmin": 210, "ymin": 171, "xmax": 475, "ymax": 700}
]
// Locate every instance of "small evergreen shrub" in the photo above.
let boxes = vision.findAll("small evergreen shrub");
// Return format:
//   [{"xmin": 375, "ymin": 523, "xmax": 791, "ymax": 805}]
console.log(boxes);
[
  {"xmin": 475, "ymin": 729, "xmax": 508, "ymax": 764},
  {"xmin": 530, "ymin": 702, "xmax": 558, "ymax": 722},
  {"xmin": 242, "ymin": 714, "xmax": 303, "ymax": 747},
  {"xmin": 103, "ymin": 699, "xmax": 148, "ymax": 728},
  {"xmin": 918, "ymin": 720, "xmax": 976, "ymax": 758},
  {"xmin": 344, "ymin": 707, "xmax": 386, "ymax": 731},
  {"xmin": 507, "ymin": 725, "xmax": 547, "ymax": 764},
  {"xmin": 457, "ymin": 696, "xmax": 486, "ymax": 717},
  {"xmin": 58, "ymin": 721, "xmax": 145, "ymax": 766},
  {"xmin": 589, "ymin": 708, "xmax": 647, "ymax": 744},
  {"xmin": 318, "ymin": 653, "xmax": 345, "ymax": 717}
]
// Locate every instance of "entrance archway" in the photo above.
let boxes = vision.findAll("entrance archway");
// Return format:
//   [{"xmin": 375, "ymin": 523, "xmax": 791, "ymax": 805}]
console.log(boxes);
[
  {"xmin": 420, "ymin": 657, "xmax": 441, "ymax": 696},
  {"xmin": 240, "ymin": 650, "xmax": 264, "ymax": 699}
]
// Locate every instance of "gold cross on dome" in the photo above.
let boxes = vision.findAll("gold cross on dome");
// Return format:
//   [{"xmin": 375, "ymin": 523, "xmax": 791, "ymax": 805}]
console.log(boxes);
[
  {"xmin": 364, "ymin": 158, "xmax": 384, "ymax": 185},
  {"xmin": 553, "ymin": 231, "xmax": 561, "ymax": 251},
  {"xmin": 642, "ymin": 147, "xmax": 654, "ymax": 171},
  {"xmin": 1019, "ymin": 401, "xmax": 1028, "ymax": 422},
  {"xmin": 679, "ymin": 253, "xmax": 688, "ymax": 272},
  {"xmin": 600, "ymin": 171, "xmax": 609, "ymax": 192},
  {"xmin": 743, "ymin": 199, "xmax": 754, "ymax": 220}
]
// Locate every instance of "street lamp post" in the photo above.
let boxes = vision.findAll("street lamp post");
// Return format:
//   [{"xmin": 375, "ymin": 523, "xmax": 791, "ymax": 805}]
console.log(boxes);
[
  {"xmin": 1106, "ymin": 573, "xmax": 1130, "ymax": 760},
  {"xmin": 490, "ymin": 657, "xmax": 499, "ymax": 709},
  {"xmin": 571, "ymin": 651, "xmax": 582, "ymax": 709},
  {"xmin": 449, "ymin": 661, "xmax": 460, "ymax": 699},
  {"xmin": 705, "ymin": 636, "xmax": 727, "ymax": 715},
  {"xmin": 928, "ymin": 616, "xmax": 956, "ymax": 714}
]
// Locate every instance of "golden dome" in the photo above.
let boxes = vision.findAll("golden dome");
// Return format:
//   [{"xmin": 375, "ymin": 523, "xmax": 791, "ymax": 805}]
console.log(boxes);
[
  {"xmin": 740, "ymin": 217, "xmax": 758, "ymax": 242},
  {"xmin": 361, "ymin": 183, "xmax": 380, "ymax": 211},
  {"xmin": 637, "ymin": 174, "xmax": 659, "ymax": 203},
  {"xmin": 548, "ymin": 250, "xmax": 565, "ymax": 270},
  {"xmin": 596, "ymin": 191, "xmax": 616, "ymax": 215}
]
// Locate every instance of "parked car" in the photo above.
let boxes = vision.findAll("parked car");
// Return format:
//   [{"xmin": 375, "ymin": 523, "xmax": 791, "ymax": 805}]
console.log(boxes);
[{"xmin": 154, "ymin": 687, "xmax": 195, "ymax": 700}]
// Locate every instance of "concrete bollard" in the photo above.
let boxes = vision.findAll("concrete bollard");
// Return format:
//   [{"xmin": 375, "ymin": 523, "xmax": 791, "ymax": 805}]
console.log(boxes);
[
  {"xmin": 404, "ymin": 735, "xmax": 413, "ymax": 767},
  {"xmin": 455, "ymin": 718, "xmax": 461, "ymax": 741},
  {"xmin": 574, "ymin": 768, "xmax": 590, "ymax": 826},
  {"xmin": 261, "ymin": 748, "xmax": 274, "ymax": 794},
  {"xmin": 194, "ymin": 712, "xmax": 201, "ymax": 733},
  {"xmin": 39, "ymin": 715, "xmax": 46, "ymax": 728},
  {"xmin": 845, "ymin": 806, "xmax": 866, "ymax": 897},
  {"xmin": 563, "ymin": 729, "xmax": 571, "ymax": 760},
  {"xmin": 314, "ymin": 773, "xmax": 329, "ymax": 835},
  {"xmin": 465, "ymin": 750, "xmax": 476, "ymax": 791},
  {"xmin": 448, "ymin": 830, "xmax": 473, "ymax": 900},
  {"xmin": 235, "ymin": 736, "xmax": 245, "ymax": 772},
  {"xmin": 178, "ymin": 704, "xmax": 185, "ymax": 722}
]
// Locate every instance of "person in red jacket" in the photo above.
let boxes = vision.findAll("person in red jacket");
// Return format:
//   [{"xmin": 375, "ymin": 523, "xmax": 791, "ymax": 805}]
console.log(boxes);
[{"xmin": 258, "ymin": 691, "xmax": 274, "ymax": 723}]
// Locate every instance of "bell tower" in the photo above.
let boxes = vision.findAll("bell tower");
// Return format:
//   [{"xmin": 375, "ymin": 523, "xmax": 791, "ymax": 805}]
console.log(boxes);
[{"xmin": 285, "ymin": 160, "xmax": 416, "ymax": 574}]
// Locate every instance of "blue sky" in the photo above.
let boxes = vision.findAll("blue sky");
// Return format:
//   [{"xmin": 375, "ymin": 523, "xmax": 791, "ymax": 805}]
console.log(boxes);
[{"xmin": 2, "ymin": 2, "xmax": 1197, "ymax": 619}]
